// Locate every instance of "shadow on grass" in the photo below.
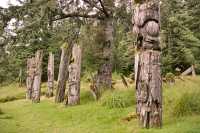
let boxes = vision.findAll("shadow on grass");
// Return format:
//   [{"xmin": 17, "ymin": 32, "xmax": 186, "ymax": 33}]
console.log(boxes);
[
  {"xmin": 0, "ymin": 115, "xmax": 13, "ymax": 119},
  {"xmin": 80, "ymin": 90, "xmax": 95, "ymax": 105},
  {"xmin": 0, "ymin": 111, "xmax": 13, "ymax": 119}
]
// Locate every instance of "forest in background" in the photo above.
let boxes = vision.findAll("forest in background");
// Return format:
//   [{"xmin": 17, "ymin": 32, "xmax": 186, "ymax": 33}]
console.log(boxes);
[
  {"xmin": 0, "ymin": 0, "xmax": 200, "ymax": 82},
  {"xmin": 0, "ymin": 0, "xmax": 200, "ymax": 83}
]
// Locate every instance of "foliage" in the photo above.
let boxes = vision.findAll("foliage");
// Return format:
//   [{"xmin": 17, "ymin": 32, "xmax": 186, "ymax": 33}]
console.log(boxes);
[
  {"xmin": 161, "ymin": 0, "xmax": 200, "ymax": 75},
  {"xmin": 165, "ymin": 72, "xmax": 175, "ymax": 82},
  {"xmin": 173, "ymin": 91, "xmax": 200, "ymax": 117},
  {"xmin": 100, "ymin": 90, "xmax": 135, "ymax": 108}
]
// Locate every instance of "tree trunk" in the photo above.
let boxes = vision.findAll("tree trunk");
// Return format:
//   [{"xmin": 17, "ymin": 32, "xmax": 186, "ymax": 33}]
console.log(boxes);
[
  {"xmin": 92, "ymin": 18, "xmax": 113, "ymax": 100},
  {"xmin": 26, "ymin": 57, "xmax": 35, "ymax": 100},
  {"xmin": 55, "ymin": 43, "xmax": 73, "ymax": 103},
  {"xmin": 133, "ymin": 0, "xmax": 162, "ymax": 128},
  {"xmin": 18, "ymin": 67, "xmax": 23, "ymax": 86},
  {"xmin": 32, "ymin": 50, "xmax": 43, "ymax": 103},
  {"xmin": 67, "ymin": 44, "xmax": 82, "ymax": 105},
  {"xmin": 47, "ymin": 52, "xmax": 54, "ymax": 97}
]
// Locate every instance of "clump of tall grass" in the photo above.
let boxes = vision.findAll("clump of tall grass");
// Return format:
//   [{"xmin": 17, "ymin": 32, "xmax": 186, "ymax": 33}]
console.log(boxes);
[
  {"xmin": 0, "ymin": 94, "xmax": 25, "ymax": 103},
  {"xmin": 100, "ymin": 90, "xmax": 135, "ymax": 109},
  {"xmin": 173, "ymin": 91, "xmax": 200, "ymax": 117}
]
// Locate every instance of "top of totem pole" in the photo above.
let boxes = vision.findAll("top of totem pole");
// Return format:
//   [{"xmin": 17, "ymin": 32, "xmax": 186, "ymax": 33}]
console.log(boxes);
[{"xmin": 133, "ymin": 0, "xmax": 160, "ymax": 51}]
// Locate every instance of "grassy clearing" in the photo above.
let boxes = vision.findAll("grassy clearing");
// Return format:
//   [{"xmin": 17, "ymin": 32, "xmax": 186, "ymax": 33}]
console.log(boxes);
[
  {"xmin": 0, "ymin": 76, "xmax": 200, "ymax": 133},
  {"xmin": 0, "ymin": 83, "xmax": 25, "ymax": 103},
  {"xmin": 0, "ymin": 83, "xmax": 48, "ymax": 103}
]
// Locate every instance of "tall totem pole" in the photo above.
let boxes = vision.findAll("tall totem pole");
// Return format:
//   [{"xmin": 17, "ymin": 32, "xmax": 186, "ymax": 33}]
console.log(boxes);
[{"xmin": 133, "ymin": 0, "xmax": 162, "ymax": 128}]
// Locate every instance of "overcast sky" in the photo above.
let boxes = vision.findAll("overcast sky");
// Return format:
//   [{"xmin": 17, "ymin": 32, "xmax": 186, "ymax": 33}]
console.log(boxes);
[{"xmin": 0, "ymin": 0, "xmax": 21, "ymax": 8}]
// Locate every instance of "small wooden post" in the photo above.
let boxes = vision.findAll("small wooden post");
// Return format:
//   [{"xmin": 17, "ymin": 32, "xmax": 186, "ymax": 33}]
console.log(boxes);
[
  {"xmin": 47, "ymin": 52, "xmax": 54, "ymax": 97},
  {"xmin": 192, "ymin": 65, "xmax": 196, "ymax": 77}
]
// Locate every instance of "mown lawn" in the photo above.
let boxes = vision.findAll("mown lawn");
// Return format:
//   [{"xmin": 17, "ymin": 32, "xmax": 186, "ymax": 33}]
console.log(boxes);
[{"xmin": 0, "ymin": 76, "xmax": 200, "ymax": 133}]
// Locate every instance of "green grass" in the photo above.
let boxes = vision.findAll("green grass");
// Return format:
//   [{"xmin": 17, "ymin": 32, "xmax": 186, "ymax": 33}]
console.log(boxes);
[
  {"xmin": 0, "ymin": 76, "xmax": 200, "ymax": 133},
  {"xmin": 0, "ymin": 83, "xmax": 25, "ymax": 103},
  {"xmin": 0, "ymin": 83, "xmax": 48, "ymax": 103}
]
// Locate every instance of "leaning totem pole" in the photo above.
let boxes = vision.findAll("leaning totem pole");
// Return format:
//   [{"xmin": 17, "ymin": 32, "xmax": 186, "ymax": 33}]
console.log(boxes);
[{"xmin": 133, "ymin": 0, "xmax": 162, "ymax": 128}]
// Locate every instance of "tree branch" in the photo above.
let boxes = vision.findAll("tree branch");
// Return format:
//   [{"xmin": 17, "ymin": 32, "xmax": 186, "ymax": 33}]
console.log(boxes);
[
  {"xmin": 98, "ymin": 0, "xmax": 109, "ymax": 17},
  {"xmin": 52, "ymin": 12, "xmax": 104, "ymax": 21},
  {"xmin": 82, "ymin": 0, "xmax": 105, "ymax": 14}
]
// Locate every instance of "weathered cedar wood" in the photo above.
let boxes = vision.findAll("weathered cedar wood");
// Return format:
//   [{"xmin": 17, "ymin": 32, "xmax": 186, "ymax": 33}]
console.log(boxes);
[
  {"xmin": 47, "ymin": 52, "xmax": 54, "ymax": 97},
  {"xmin": 18, "ymin": 67, "xmax": 23, "ymax": 86},
  {"xmin": 26, "ymin": 57, "xmax": 35, "ymax": 99},
  {"xmin": 67, "ymin": 44, "xmax": 82, "ymax": 105},
  {"xmin": 133, "ymin": 0, "xmax": 162, "ymax": 128},
  {"xmin": 181, "ymin": 65, "xmax": 196, "ymax": 76},
  {"xmin": 55, "ymin": 43, "xmax": 73, "ymax": 103},
  {"xmin": 32, "ymin": 50, "xmax": 43, "ymax": 103}
]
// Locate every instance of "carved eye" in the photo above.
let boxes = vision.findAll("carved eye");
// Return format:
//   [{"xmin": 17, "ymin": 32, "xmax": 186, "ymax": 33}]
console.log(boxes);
[{"xmin": 145, "ymin": 21, "xmax": 159, "ymax": 37}]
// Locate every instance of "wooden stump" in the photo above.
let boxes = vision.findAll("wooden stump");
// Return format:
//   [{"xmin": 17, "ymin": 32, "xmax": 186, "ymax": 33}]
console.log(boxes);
[
  {"xmin": 67, "ymin": 44, "xmax": 82, "ymax": 105},
  {"xmin": 55, "ymin": 43, "xmax": 73, "ymax": 103},
  {"xmin": 32, "ymin": 50, "xmax": 43, "ymax": 103},
  {"xmin": 47, "ymin": 52, "xmax": 54, "ymax": 97}
]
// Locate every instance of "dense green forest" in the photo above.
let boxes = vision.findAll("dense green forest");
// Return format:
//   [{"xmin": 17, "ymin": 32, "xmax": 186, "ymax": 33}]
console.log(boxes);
[{"xmin": 0, "ymin": 0, "xmax": 199, "ymax": 83}]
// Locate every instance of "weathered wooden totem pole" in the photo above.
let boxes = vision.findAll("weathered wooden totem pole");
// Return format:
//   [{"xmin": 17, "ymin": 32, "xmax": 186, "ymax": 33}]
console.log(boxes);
[
  {"xmin": 133, "ymin": 0, "xmax": 162, "ymax": 128},
  {"xmin": 55, "ymin": 43, "xmax": 73, "ymax": 103},
  {"xmin": 47, "ymin": 52, "xmax": 54, "ymax": 97},
  {"xmin": 67, "ymin": 44, "xmax": 82, "ymax": 105},
  {"xmin": 32, "ymin": 50, "xmax": 43, "ymax": 103},
  {"xmin": 91, "ymin": 18, "xmax": 113, "ymax": 100},
  {"xmin": 26, "ymin": 57, "xmax": 36, "ymax": 99}
]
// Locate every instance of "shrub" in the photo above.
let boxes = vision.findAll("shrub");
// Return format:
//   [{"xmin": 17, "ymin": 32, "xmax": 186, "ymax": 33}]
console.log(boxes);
[
  {"xmin": 0, "ymin": 93, "xmax": 25, "ymax": 103},
  {"xmin": 165, "ymin": 72, "xmax": 175, "ymax": 83},
  {"xmin": 173, "ymin": 91, "xmax": 200, "ymax": 117},
  {"xmin": 100, "ymin": 90, "xmax": 135, "ymax": 109}
]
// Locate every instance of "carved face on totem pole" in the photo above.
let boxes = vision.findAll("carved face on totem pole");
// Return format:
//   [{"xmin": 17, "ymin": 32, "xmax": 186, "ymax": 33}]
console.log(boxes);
[{"xmin": 133, "ymin": 0, "xmax": 160, "ymax": 50}]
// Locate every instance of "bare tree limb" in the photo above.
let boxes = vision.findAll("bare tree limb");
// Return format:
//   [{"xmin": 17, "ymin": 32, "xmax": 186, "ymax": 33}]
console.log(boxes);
[
  {"xmin": 98, "ymin": 0, "xmax": 109, "ymax": 17},
  {"xmin": 52, "ymin": 12, "xmax": 104, "ymax": 21},
  {"xmin": 82, "ymin": 0, "xmax": 105, "ymax": 14}
]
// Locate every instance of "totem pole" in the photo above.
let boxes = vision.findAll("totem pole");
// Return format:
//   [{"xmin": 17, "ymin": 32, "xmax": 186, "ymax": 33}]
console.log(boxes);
[
  {"xmin": 133, "ymin": 0, "xmax": 162, "ymax": 128},
  {"xmin": 47, "ymin": 52, "xmax": 54, "ymax": 97},
  {"xmin": 68, "ymin": 44, "xmax": 82, "ymax": 105},
  {"xmin": 26, "ymin": 57, "xmax": 35, "ymax": 99}
]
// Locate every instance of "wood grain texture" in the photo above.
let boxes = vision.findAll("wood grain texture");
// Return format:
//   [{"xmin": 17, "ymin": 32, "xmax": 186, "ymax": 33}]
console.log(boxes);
[
  {"xmin": 133, "ymin": 0, "xmax": 162, "ymax": 128},
  {"xmin": 32, "ymin": 50, "xmax": 43, "ymax": 103},
  {"xmin": 47, "ymin": 52, "xmax": 54, "ymax": 97},
  {"xmin": 55, "ymin": 43, "xmax": 73, "ymax": 103}
]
